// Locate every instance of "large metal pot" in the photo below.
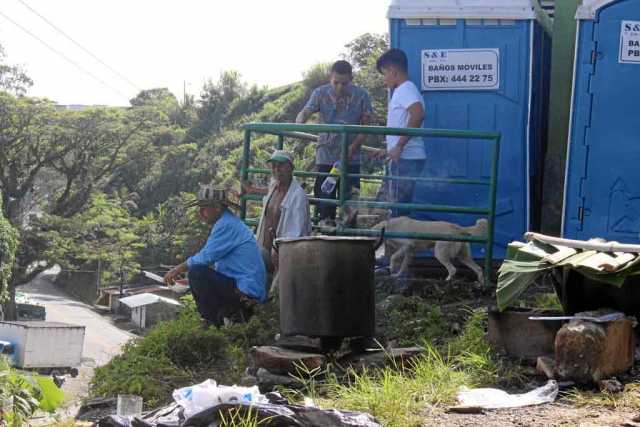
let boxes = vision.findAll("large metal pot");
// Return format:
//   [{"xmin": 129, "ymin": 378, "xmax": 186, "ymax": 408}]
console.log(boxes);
[{"xmin": 276, "ymin": 236, "xmax": 376, "ymax": 338}]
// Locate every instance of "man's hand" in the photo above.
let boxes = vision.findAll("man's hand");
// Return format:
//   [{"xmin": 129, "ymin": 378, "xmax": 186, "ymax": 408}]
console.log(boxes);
[
  {"xmin": 388, "ymin": 145, "xmax": 403, "ymax": 162},
  {"xmin": 164, "ymin": 262, "xmax": 188, "ymax": 285}
]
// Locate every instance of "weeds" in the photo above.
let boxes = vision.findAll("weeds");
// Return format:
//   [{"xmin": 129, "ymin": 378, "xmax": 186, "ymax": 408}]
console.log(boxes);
[
  {"xmin": 218, "ymin": 405, "xmax": 271, "ymax": 427},
  {"xmin": 302, "ymin": 309, "xmax": 506, "ymax": 426},
  {"xmin": 90, "ymin": 296, "xmax": 279, "ymax": 408},
  {"xmin": 564, "ymin": 383, "xmax": 640, "ymax": 410},
  {"xmin": 382, "ymin": 296, "xmax": 447, "ymax": 347}
]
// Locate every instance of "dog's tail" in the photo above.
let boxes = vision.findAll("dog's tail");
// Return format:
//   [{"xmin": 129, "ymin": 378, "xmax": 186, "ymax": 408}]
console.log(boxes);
[{"xmin": 462, "ymin": 218, "xmax": 488, "ymax": 236}]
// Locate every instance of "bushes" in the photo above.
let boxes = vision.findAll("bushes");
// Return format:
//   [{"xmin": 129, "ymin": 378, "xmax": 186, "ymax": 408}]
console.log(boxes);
[
  {"xmin": 0, "ymin": 357, "xmax": 64, "ymax": 426},
  {"xmin": 90, "ymin": 296, "xmax": 279, "ymax": 408}
]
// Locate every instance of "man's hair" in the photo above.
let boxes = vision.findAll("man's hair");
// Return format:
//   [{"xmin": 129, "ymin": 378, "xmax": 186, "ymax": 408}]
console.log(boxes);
[
  {"xmin": 376, "ymin": 49, "xmax": 409, "ymax": 74},
  {"xmin": 331, "ymin": 60, "xmax": 353, "ymax": 76}
]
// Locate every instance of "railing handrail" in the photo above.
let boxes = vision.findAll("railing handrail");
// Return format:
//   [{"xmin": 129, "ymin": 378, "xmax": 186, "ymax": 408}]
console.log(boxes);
[
  {"xmin": 240, "ymin": 122, "xmax": 501, "ymax": 287},
  {"xmin": 244, "ymin": 122, "xmax": 501, "ymax": 140}
]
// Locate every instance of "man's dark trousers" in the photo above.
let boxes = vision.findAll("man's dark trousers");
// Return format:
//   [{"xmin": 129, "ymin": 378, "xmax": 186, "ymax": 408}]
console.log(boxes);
[
  {"xmin": 313, "ymin": 164, "xmax": 361, "ymax": 221},
  {"xmin": 188, "ymin": 265, "xmax": 244, "ymax": 326}
]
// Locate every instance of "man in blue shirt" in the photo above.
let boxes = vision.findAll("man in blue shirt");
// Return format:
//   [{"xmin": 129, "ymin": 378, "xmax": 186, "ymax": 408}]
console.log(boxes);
[
  {"xmin": 296, "ymin": 60, "xmax": 373, "ymax": 225},
  {"xmin": 164, "ymin": 186, "xmax": 266, "ymax": 326}
]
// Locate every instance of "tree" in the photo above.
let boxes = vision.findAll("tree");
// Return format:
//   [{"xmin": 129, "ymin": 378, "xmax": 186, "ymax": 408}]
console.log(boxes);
[
  {"xmin": 0, "ymin": 196, "xmax": 18, "ymax": 309},
  {"xmin": 38, "ymin": 193, "xmax": 146, "ymax": 286},
  {"xmin": 187, "ymin": 71, "xmax": 247, "ymax": 143},
  {"xmin": 344, "ymin": 33, "xmax": 389, "ymax": 71},
  {"xmin": 0, "ymin": 44, "xmax": 33, "ymax": 96},
  {"xmin": 48, "ymin": 107, "xmax": 160, "ymax": 217},
  {"xmin": 0, "ymin": 93, "xmax": 69, "ymax": 224},
  {"xmin": 344, "ymin": 33, "xmax": 389, "ymax": 124}
]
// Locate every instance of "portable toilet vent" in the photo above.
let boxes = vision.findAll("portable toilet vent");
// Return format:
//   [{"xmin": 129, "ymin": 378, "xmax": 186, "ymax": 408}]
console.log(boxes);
[
  {"xmin": 562, "ymin": 0, "xmax": 640, "ymax": 242},
  {"xmin": 388, "ymin": 0, "xmax": 551, "ymax": 258}
]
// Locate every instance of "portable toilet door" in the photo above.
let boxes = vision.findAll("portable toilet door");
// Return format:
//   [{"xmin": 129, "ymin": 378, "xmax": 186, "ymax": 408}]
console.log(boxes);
[
  {"xmin": 563, "ymin": 0, "xmax": 640, "ymax": 242},
  {"xmin": 388, "ymin": 0, "xmax": 551, "ymax": 259}
]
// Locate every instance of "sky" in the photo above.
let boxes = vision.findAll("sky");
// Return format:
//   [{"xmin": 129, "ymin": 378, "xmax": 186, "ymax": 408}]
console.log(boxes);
[{"xmin": 0, "ymin": 0, "xmax": 390, "ymax": 106}]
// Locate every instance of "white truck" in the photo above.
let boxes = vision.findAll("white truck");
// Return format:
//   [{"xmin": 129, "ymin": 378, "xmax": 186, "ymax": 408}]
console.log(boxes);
[{"xmin": 0, "ymin": 321, "xmax": 85, "ymax": 376}]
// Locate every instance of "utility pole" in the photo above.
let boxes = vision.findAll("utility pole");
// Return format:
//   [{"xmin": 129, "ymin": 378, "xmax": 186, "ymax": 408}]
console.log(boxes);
[{"xmin": 540, "ymin": 0, "xmax": 582, "ymax": 235}]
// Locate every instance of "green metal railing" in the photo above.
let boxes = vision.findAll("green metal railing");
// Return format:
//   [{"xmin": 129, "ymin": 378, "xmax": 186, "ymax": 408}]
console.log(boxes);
[{"xmin": 240, "ymin": 122, "xmax": 501, "ymax": 286}]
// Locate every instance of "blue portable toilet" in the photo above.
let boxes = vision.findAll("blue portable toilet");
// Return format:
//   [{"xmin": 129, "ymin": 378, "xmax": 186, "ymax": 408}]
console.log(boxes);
[
  {"xmin": 387, "ymin": 0, "xmax": 551, "ymax": 258},
  {"xmin": 563, "ymin": 0, "xmax": 640, "ymax": 242}
]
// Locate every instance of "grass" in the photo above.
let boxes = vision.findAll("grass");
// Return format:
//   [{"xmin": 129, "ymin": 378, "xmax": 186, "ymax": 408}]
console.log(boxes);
[
  {"xmin": 90, "ymin": 296, "xmax": 280, "ymax": 408},
  {"xmin": 301, "ymin": 309, "xmax": 510, "ymax": 427},
  {"xmin": 218, "ymin": 406, "xmax": 272, "ymax": 427},
  {"xmin": 564, "ymin": 383, "xmax": 640, "ymax": 411}
]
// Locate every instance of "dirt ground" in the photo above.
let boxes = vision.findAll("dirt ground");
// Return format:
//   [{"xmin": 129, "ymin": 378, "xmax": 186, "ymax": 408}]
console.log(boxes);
[
  {"xmin": 385, "ymin": 270, "xmax": 640, "ymax": 427},
  {"xmin": 428, "ymin": 403, "xmax": 638, "ymax": 427}
]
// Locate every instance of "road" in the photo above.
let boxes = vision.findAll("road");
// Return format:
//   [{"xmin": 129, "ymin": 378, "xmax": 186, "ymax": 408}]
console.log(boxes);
[
  {"xmin": 19, "ymin": 268, "xmax": 133, "ymax": 366},
  {"xmin": 18, "ymin": 268, "xmax": 134, "ymax": 405}
]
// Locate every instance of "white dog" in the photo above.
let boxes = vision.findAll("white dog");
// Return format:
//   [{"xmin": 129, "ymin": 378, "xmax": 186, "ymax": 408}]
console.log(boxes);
[{"xmin": 374, "ymin": 217, "xmax": 487, "ymax": 282}]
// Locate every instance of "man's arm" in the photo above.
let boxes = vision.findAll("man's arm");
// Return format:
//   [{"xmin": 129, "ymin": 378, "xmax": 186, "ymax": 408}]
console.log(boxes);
[
  {"xmin": 163, "ymin": 222, "xmax": 237, "ymax": 285},
  {"xmin": 296, "ymin": 109, "xmax": 312, "ymax": 124},
  {"xmin": 163, "ymin": 262, "xmax": 188, "ymax": 285},
  {"xmin": 348, "ymin": 111, "xmax": 373, "ymax": 161},
  {"xmin": 388, "ymin": 102, "xmax": 425, "ymax": 162},
  {"xmin": 296, "ymin": 89, "xmax": 320, "ymax": 124}
]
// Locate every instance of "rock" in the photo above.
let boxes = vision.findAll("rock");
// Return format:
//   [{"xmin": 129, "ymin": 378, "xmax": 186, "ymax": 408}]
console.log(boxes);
[
  {"xmin": 555, "ymin": 315, "xmax": 635, "ymax": 383},
  {"xmin": 536, "ymin": 356, "xmax": 556, "ymax": 379},
  {"xmin": 256, "ymin": 368, "xmax": 300, "ymax": 390},
  {"xmin": 447, "ymin": 405, "xmax": 484, "ymax": 414},
  {"xmin": 342, "ymin": 347, "xmax": 424, "ymax": 371},
  {"xmin": 239, "ymin": 374, "xmax": 258, "ymax": 387},
  {"xmin": 250, "ymin": 346, "xmax": 327, "ymax": 375},
  {"xmin": 598, "ymin": 377, "xmax": 624, "ymax": 393}
]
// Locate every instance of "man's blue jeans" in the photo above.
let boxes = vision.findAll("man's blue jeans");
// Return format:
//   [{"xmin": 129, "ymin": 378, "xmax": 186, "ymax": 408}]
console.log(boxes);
[
  {"xmin": 188, "ymin": 265, "xmax": 244, "ymax": 326},
  {"xmin": 388, "ymin": 159, "xmax": 426, "ymax": 217}
]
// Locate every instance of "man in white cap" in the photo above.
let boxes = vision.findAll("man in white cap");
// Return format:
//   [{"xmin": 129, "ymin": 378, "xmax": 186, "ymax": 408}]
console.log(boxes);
[
  {"xmin": 247, "ymin": 150, "xmax": 311, "ymax": 285},
  {"xmin": 164, "ymin": 186, "xmax": 266, "ymax": 326}
]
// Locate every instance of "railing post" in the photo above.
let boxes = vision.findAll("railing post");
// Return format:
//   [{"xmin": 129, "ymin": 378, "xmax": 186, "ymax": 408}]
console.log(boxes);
[
  {"xmin": 241, "ymin": 129, "xmax": 251, "ymax": 220},
  {"xmin": 277, "ymin": 134, "xmax": 284, "ymax": 150},
  {"xmin": 485, "ymin": 135, "xmax": 501, "ymax": 287},
  {"xmin": 339, "ymin": 131, "xmax": 348, "ymax": 221}
]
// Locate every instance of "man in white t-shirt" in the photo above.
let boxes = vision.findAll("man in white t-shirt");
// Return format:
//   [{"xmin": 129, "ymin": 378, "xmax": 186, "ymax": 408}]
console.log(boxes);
[{"xmin": 376, "ymin": 48, "xmax": 426, "ymax": 217}]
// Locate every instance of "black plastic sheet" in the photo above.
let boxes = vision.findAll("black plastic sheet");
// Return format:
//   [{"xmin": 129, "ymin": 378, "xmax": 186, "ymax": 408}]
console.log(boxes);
[{"xmin": 96, "ymin": 393, "xmax": 380, "ymax": 427}]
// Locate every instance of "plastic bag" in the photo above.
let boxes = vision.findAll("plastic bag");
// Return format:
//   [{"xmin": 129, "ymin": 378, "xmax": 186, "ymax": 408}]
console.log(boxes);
[
  {"xmin": 172, "ymin": 379, "xmax": 266, "ymax": 418},
  {"xmin": 457, "ymin": 380, "xmax": 559, "ymax": 409}
]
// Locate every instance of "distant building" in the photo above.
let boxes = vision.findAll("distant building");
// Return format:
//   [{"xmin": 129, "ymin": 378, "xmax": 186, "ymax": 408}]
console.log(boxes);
[
  {"xmin": 118, "ymin": 293, "xmax": 182, "ymax": 329},
  {"xmin": 98, "ymin": 285, "xmax": 178, "ymax": 313}
]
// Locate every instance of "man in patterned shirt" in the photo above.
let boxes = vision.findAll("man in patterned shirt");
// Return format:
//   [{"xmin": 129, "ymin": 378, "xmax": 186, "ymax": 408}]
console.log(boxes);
[{"xmin": 296, "ymin": 60, "xmax": 373, "ymax": 225}]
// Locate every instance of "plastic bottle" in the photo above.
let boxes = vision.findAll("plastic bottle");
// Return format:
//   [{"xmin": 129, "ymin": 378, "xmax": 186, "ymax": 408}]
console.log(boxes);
[{"xmin": 321, "ymin": 161, "xmax": 341, "ymax": 194}]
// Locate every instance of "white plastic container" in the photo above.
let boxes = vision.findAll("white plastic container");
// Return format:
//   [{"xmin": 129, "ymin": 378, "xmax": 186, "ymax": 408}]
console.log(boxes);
[{"xmin": 0, "ymin": 321, "xmax": 85, "ymax": 369}]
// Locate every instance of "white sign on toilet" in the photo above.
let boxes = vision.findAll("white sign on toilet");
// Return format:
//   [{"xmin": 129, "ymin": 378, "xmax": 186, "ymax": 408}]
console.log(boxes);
[{"xmin": 619, "ymin": 20, "xmax": 640, "ymax": 64}]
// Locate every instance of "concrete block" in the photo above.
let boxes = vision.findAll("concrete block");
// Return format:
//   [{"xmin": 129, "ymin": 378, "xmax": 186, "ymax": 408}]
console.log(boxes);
[{"xmin": 250, "ymin": 345, "xmax": 326, "ymax": 375}]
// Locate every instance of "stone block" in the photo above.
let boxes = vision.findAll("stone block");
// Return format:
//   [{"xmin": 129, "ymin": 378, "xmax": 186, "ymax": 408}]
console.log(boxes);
[
  {"xmin": 555, "ymin": 315, "xmax": 635, "ymax": 383},
  {"xmin": 342, "ymin": 347, "xmax": 424, "ymax": 371},
  {"xmin": 250, "ymin": 345, "xmax": 326, "ymax": 375},
  {"xmin": 256, "ymin": 368, "xmax": 300, "ymax": 390}
]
